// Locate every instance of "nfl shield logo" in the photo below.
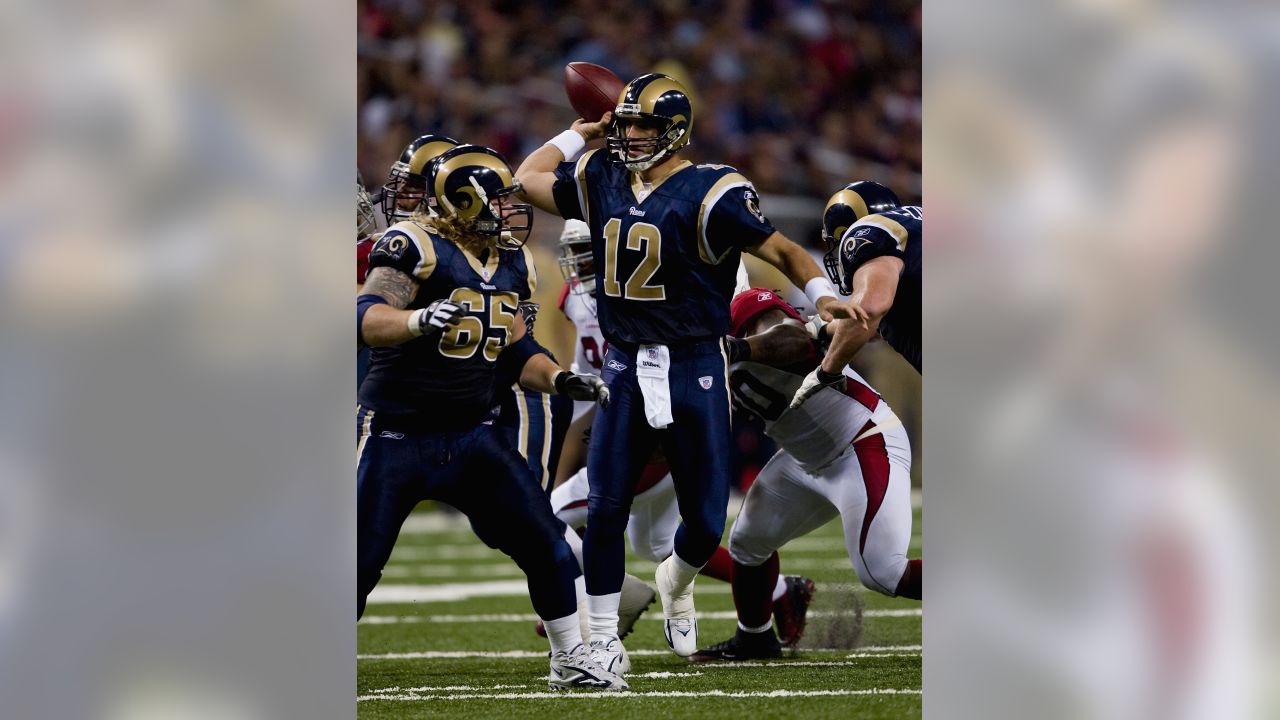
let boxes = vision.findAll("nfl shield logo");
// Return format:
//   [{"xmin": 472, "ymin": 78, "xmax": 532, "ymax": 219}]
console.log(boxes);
[{"xmin": 698, "ymin": 376, "xmax": 714, "ymax": 390}]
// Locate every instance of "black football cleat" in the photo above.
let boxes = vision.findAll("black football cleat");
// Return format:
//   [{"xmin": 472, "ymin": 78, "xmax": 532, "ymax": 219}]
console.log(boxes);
[
  {"xmin": 689, "ymin": 628, "xmax": 782, "ymax": 662},
  {"xmin": 773, "ymin": 575, "xmax": 816, "ymax": 648}
]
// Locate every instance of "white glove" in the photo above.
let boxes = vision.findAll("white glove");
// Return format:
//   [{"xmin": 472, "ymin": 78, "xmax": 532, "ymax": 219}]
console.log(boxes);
[
  {"xmin": 804, "ymin": 314, "xmax": 829, "ymax": 341},
  {"xmin": 409, "ymin": 299, "xmax": 465, "ymax": 338},
  {"xmin": 790, "ymin": 367, "xmax": 845, "ymax": 410},
  {"xmin": 556, "ymin": 372, "xmax": 610, "ymax": 409}
]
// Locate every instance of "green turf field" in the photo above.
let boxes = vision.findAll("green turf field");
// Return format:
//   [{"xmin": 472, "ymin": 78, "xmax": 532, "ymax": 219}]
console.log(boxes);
[{"xmin": 358, "ymin": 498, "xmax": 922, "ymax": 719}]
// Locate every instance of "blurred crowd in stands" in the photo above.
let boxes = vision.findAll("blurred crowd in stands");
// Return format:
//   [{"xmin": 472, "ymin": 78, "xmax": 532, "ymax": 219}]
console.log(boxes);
[{"xmin": 358, "ymin": 0, "xmax": 922, "ymax": 246}]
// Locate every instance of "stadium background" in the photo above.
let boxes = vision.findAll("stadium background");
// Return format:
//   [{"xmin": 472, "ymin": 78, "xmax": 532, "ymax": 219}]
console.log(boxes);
[{"xmin": 357, "ymin": 0, "xmax": 922, "ymax": 484}]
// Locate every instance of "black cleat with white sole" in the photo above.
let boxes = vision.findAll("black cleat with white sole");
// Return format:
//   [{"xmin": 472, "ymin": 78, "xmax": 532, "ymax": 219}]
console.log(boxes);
[{"xmin": 689, "ymin": 628, "xmax": 783, "ymax": 663}]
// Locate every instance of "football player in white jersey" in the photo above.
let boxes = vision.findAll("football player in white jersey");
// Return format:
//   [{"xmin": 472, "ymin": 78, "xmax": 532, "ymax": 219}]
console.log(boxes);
[
  {"xmin": 692, "ymin": 288, "xmax": 921, "ymax": 661},
  {"xmin": 551, "ymin": 222, "xmax": 818, "ymax": 650}
]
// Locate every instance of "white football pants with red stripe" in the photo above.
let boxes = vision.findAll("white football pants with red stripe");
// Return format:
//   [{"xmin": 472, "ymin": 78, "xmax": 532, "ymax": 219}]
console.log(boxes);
[
  {"xmin": 728, "ymin": 406, "xmax": 913, "ymax": 596},
  {"xmin": 551, "ymin": 466, "xmax": 679, "ymax": 563}
]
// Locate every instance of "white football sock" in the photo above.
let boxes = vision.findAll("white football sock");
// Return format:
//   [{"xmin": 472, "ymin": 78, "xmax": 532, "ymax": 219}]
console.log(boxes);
[
  {"xmin": 738, "ymin": 619, "xmax": 773, "ymax": 634},
  {"xmin": 543, "ymin": 612, "xmax": 584, "ymax": 655},
  {"xmin": 668, "ymin": 553, "xmax": 702, "ymax": 590},
  {"xmin": 772, "ymin": 575, "xmax": 787, "ymax": 601},
  {"xmin": 587, "ymin": 592, "xmax": 621, "ymax": 643}
]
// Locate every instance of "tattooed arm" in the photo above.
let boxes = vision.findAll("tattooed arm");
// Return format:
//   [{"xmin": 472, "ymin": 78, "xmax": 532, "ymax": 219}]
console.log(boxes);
[{"xmin": 359, "ymin": 267, "xmax": 429, "ymax": 347}]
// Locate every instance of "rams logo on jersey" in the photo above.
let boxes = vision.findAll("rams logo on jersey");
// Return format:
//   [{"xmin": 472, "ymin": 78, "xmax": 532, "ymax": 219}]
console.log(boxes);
[
  {"xmin": 843, "ymin": 230, "xmax": 874, "ymax": 260},
  {"xmin": 743, "ymin": 188, "xmax": 766, "ymax": 224}
]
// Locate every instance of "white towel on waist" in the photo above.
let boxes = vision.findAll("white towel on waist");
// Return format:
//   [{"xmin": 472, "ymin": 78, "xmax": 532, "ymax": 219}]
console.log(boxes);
[{"xmin": 636, "ymin": 343, "xmax": 673, "ymax": 429}]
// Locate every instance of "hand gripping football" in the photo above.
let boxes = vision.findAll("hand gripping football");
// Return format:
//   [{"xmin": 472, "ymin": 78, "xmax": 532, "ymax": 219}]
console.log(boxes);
[{"xmin": 564, "ymin": 62, "xmax": 624, "ymax": 122}]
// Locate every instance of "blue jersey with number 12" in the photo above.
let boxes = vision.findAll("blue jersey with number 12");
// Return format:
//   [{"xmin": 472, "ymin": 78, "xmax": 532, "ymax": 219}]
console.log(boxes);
[{"xmin": 551, "ymin": 149, "xmax": 775, "ymax": 346}]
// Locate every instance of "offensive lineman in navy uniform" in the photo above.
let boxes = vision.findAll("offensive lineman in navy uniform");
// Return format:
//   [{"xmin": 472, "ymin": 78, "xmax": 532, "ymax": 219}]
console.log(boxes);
[
  {"xmin": 356, "ymin": 144, "xmax": 625, "ymax": 691},
  {"xmin": 515, "ymin": 73, "xmax": 860, "ymax": 672},
  {"xmin": 791, "ymin": 181, "xmax": 922, "ymax": 409}
]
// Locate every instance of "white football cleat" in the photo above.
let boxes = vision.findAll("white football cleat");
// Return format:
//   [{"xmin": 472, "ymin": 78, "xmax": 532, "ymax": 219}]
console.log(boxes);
[
  {"xmin": 617, "ymin": 573, "xmax": 657, "ymax": 640},
  {"xmin": 588, "ymin": 636, "xmax": 631, "ymax": 676},
  {"xmin": 655, "ymin": 556, "xmax": 698, "ymax": 657},
  {"xmin": 548, "ymin": 643, "xmax": 628, "ymax": 692}
]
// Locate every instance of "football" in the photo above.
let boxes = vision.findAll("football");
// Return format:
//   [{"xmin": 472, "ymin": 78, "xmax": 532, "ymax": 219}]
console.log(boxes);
[{"xmin": 564, "ymin": 62, "xmax": 624, "ymax": 122}]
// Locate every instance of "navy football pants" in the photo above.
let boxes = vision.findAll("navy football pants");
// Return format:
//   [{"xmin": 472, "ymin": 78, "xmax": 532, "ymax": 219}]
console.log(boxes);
[
  {"xmin": 584, "ymin": 340, "xmax": 733, "ymax": 597},
  {"xmin": 496, "ymin": 387, "xmax": 574, "ymax": 494},
  {"xmin": 356, "ymin": 406, "xmax": 579, "ymax": 620}
]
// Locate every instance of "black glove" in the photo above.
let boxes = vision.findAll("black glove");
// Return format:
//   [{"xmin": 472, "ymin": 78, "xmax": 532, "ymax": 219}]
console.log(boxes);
[
  {"xmin": 555, "ymin": 371, "xmax": 610, "ymax": 409},
  {"xmin": 725, "ymin": 336, "xmax": 752, "ymax": 364},
  {"xmin": 519, "ymin": 301, "xmax": 540, "ymax": 337}
]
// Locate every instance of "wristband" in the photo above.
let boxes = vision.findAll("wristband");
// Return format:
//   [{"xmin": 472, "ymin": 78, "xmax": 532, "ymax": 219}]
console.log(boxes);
[
  {"xmin": 553, "ymin": 371, "xmax": 571, "ymax": 394},
  {"xmin": 547, "ymin": 129, "xmax": 587, "ymax": 162},
  {"xmin": 406, "ymin": 308, "xmax": 427, "ymax": 337},
  {"xmin": 725, "ymin": 336, "xmax": 752, "ymax": 364},
  {"xmin": 804, "ymin": 276, "xmax": 839, "ymax": 309},
  {"xmin": 816, "ymin": 367, "xmax": 844, "ymax": 384}
]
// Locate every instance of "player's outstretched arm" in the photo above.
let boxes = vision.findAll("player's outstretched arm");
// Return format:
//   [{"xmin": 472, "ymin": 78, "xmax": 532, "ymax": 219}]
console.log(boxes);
[
  {"xmin": 358, "ymin": 267, "xmax": 464, "ymax": 347},
  {"xmin": 791, "ymin": 255, "xmax": 905, "ymax": 409},
  {"xmin": 816, "ymin": 255, "xmax": 903, "ymax": 374},
  {"xmin": 746, "ymin": 231, "xmax": 869, "ymax": 325},
  {"xmin": 503, "ymin": 310, "xmax": 611, "ymax": 408},
  {"xmin": 726, "ymin": 318, "xmax": 815, "ymax": 370},
  {"xmin": 515, "ymin": 113, "xmax": 612, "ymax": 215},
  {"xmin": 519, "ymin": 353, "xmax": 610, "ymax": 409}
]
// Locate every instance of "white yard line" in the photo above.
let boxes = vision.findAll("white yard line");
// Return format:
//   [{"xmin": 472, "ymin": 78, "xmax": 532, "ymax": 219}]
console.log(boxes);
[
  {"xmin": 359, "ymin": 688, "xmax": 921, "ymax": 701},
  {"xmin": 358, "ymin": 644, "xmax": 921, "ymax": 660},
  {"xmin": 382, "ymin": 565, "xmax": 527, "ymax": 578},
  {"xmin": 696, "ymin": 656, "xmax": 919, "ymax": 668},
  {"xmin": 365, "ymin": 684, "xmax": 532, "ymax": 693},
  {"xmin": 360, "ymin": 609, "xmax": 919, "ymax": 625},
  {"xmin": 367, "ymin": 580, "xmax": 531, "ymax": 603},
  {"xmin": 367, "ymin": 581, "xmax": 911, "ymax": 603},
  {"xmin": 388, "ymin": 545, "xmax": 506, "ymax": 561}
]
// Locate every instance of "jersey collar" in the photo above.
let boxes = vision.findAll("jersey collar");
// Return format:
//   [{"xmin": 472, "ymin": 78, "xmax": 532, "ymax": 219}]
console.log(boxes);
[{"xmin": 629, "ymin": 160, "xmax": 692, "ymax": 204}]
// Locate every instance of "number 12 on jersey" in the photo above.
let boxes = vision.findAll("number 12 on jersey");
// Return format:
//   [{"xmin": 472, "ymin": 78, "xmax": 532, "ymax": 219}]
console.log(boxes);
[{"xmin": 602, "ymin": 218, "xmax": 665, "ymax": 301}]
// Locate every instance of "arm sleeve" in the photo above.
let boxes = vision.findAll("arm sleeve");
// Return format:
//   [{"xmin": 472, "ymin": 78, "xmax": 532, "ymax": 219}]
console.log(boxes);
[
  {"xmin": 700, "ymin": 179, "xmax": 776, "ymax": 265},
  {"xmin": 496, "ymin": 333, "xmax": 557, "ymax": 386},
  {"xmin": 551, "ymin": 148, "xmax": 602, "ymax": 222}
]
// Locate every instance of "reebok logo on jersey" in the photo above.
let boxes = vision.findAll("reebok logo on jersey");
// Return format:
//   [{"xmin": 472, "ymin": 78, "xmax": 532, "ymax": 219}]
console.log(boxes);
[
  {"xmin": 629, "ymin": 207, "xmax": 646, "ymax": 217},
  {"xmin": 699, "ymin": 376, "xmax": 714, "ymax": 390},
  {"xmin": 607, "ymin": 359, "xmax": 628, "ymax": 372}
]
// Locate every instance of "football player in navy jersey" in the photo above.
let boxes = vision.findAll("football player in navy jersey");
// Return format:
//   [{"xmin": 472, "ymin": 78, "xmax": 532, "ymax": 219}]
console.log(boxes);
[
  {"xmin": 491, "ymin": 301, "xmax": 576, "ymax": 495},
  {"xmin": 356, "ymin": 144, "xmax": 625, "ymax": 691},
  {"xmin": 515, "ymin": 73, "xmax": 861, "ymax": 666},
  {"xmin": 791, "ymin": 181, "xmax": 923, "ymax": 409}
]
